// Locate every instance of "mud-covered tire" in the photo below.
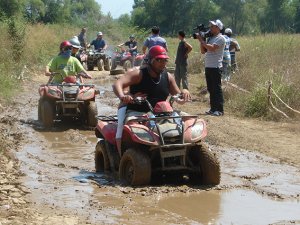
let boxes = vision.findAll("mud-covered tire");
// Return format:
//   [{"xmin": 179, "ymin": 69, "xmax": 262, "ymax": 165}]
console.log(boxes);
[
  {"xmin": 40, "ymin": 100, "xmax": 55, "ymax": 128},
  {"xmin": 38, "ymin": 98, "xmax": 42, "ymax": 121},
  {"xmin": 104, "ymin": 58, "xmax": 112, "ymax": 71},
  {"xmin": 111, "ymin": 59, "xmax": 117, "ymax": 70},
  {"xmin": 188, "ymin": 144, "xmax": 220, "ymax": 185},
  {"xmin": 110, "ymin": 69, "xmax": 125, "ymax": 75},
  {"xmin": 119, "ymin": 148, "xmax": 151, "ymax": 186},
  {"xmin": 123, "ymin": 60, "xmax": 132, "ymax": 71},
  {"xmin": 95, "ymin": 140, "xmax": 110, "ymax": 172},
  {"xmin": 87, "ymin": 101, "xmax": 98, "ymax": 127},
  {"xmin": 97, "ymin": 59, "xmax": 104, "ymax": 71},
  {"xmin": 87, "ymin": 64, "xmax": 94, "ymax": 71}
]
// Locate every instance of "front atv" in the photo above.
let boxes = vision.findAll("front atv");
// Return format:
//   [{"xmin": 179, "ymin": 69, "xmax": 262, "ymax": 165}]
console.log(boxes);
[{"xmin": 94, "ymin": 97, "xmax": 220, "ymax": 186}]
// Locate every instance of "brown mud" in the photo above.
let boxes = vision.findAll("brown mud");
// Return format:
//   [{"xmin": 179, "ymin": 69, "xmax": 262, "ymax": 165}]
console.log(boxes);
[{"xmin": 1, "ymin": 71, "xmax": 300, "ymax": 225}]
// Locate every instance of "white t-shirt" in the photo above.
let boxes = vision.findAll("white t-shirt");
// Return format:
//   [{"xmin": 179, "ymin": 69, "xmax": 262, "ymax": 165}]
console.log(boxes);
[{"xmin": 205, "ymin": 34, "xmax": 225, "ymax": 68}]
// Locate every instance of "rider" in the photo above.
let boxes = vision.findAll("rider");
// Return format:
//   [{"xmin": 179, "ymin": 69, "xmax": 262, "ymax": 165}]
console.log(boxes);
[
  {"xmin": 45, "ymin": 41, "xmax": 91, "ymax": 83},
  {"xmin": 88, "ymin": 32, "xmax": 107, "ymax": 51},
  {"xmin": 118, "ymin": 35, "xmax": 138, "ymax": 67},
  {"xmin": 69, "ymin": 36, "xmax": 82, "ymax": 62},
  {"xmin": 113, "ymin": 45, "xmax": 191, "ymax": 151}
]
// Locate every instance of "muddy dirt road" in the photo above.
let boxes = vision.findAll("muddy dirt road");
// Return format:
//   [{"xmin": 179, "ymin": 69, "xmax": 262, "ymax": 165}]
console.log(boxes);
[{"xmin": 1, "ymin": 71, "xmax": 300, "ymax": 225}]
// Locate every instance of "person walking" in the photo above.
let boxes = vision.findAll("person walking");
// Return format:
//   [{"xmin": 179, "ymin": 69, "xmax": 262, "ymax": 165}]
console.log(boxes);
[
  {"xmin": 174, "ymin": 30, "xmax": 193, "ymax": 89},
  {"xmin": 224, "ymin": 28, "xmax": 240, "ymax": 72},
  {"xmin": 142, "ymin": 26, "xmax": 168, "ymax": 54},
  {"xmin": 197, "ymin": 19, "xmax": 225, "ymax": 116},
  {"xmin": 222, "ymin": 32, "xmax": 231, "ymax": 81},
  {"xmin": 78, "ymin": 27, "xmax": 87, "ymax": 49}
]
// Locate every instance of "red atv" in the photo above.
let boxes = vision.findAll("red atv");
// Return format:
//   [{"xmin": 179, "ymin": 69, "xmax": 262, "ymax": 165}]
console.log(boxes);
[
  {"xmin": 38, "ymin": 73, "xmax": 98, "ymax": 128},
  {"xmin": 94, "ymin": 96, "xmax": 220, "ymax": 186},
  {"xmin": 111, "ymin": 47, "xmax": 145, "ymax": 71}
]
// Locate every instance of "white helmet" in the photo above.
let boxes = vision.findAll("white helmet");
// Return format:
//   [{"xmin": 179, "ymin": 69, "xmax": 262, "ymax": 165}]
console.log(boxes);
[
  {"xmin": 97, "ymin": 31, "xmax": 103, "ymax": 36},
  {"xmin": 69, "ymin": 36, "xmax": 81, "ymax": 49},
  {"xmin": 225, "ymin": 28, "xmax": 232, "ymax": 34}
]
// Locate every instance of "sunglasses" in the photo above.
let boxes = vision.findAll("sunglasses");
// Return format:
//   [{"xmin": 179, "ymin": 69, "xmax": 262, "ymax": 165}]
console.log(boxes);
[
  {"xmin": 64, "ymin": 46, "xmax": 72, "ymax": 51},
  {"xmin": 155, "ymin": 58, "xmax": 168, "ymax": 63}
]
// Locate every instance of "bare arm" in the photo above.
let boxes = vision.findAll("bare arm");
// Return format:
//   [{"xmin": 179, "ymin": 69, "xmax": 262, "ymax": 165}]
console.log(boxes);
[
  {"xmin": 142, "ymin": 45, "xmax": 147, "ymax": 54},
  {"xmin": 168, "ymin": 73, "xmax": 191, "ymax": 102},
  {"xmin": 112, "ymin": 70, "xmax": 142, "ymax": 103},
  {"xmin": 184, "ymin": 41, "xmax": 193, "ymax": 57}
]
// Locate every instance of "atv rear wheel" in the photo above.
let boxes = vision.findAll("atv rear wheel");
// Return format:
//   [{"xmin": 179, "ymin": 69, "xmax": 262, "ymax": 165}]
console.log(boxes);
[
  {"xmin": 110, "ymin": 69, "xmax": 125, "ymax": 75},
  {"xmin": 87, "ymin": 101, "xmax": 98, "ymax": 127},
  {"xmin": 119, "ymin": 148, "xmax": 151, "ymax": 186},
  {"xmin": 95, "ymin": 140, "xmax": 110, "ymax": 172},
  {"xmin": 123, "ymin": 60, "xmax": 132, "ymax": 71},
  {"xmin": 188, "ymin": 144, "xmax": 220, "ymax": 185},
  {"xmin": 97, "ymin": 59, "xmax": 104, "ymax": 71},
  {"xmin": 104, "ymin": 58, "xmax": 112, "ymax": 71},
  {"xmin": 40, "ymin": 100, "xmax": 55, "ymax": 128}
]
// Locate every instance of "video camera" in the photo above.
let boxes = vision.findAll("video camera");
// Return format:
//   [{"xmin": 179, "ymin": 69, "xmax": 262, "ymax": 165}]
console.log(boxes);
[{"xmin": 192, "ymin": 24, "xmax": 212, "ymax": 39}]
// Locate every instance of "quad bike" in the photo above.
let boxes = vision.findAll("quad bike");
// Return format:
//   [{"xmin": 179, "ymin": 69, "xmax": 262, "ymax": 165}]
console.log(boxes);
[
  {"xmin": 111, "ymin": 47, "xmax": 145, "ymax": 71},
  {"xmin": 94, "ymin": 95, "xmax": 220, "ymax": 186},
  {"xmin": 38, "ymin": 72, "xmax": 99, "ymax": 128},
  {"xmin": 86, "ymin": 48, "xmax": 112, "ymax": 71}
]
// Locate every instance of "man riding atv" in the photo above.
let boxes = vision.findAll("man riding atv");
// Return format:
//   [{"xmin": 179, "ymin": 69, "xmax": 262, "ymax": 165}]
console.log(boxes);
[
  {"xmin": 45, "ymin": 40, "xmax": 91, "ymax": 82},
  {"xmin": 88, "ymin": 31, "xmax": 107, "ymax": 51},
  {"xmin": 113, "ymin": 45, "xmax": 190, "ymax": 150}
]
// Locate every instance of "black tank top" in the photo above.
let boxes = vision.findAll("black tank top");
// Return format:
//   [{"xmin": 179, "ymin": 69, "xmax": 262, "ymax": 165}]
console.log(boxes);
[{"xmin": 127, "ymin": 67, "xmax": 170, "ymax": 112}]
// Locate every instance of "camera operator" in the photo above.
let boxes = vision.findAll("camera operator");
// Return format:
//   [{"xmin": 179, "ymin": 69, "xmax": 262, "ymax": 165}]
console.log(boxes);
[{"xmin": 196, "ymin": 19, "xmax": 225, "ymax": 116}]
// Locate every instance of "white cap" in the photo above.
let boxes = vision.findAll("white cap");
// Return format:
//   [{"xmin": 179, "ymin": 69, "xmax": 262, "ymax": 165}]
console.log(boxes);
[
  {"xmin": 97, "ymin": 31, "xmax": 103, "ymax": 36},
  {"xmin": 225, "ymin": 28, "xmax": 232, "ymax": 34},
  {"xmin": 209, "ymin": 19, "xmax": 223, "ymax": 30}
]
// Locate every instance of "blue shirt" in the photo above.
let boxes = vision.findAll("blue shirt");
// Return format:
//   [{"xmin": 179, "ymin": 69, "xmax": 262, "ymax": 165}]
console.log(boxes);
[
  {"xmin": 144, "ymin": 35, "xmax": 167, "ymax": 50},
  {"xmin": 90, "ymin": 39, "xmax": 106, "ymax": 50}
]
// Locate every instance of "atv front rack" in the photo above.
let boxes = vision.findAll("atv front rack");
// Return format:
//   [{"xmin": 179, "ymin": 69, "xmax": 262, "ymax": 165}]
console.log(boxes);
[{"xmin": 96, "ymin": 115, "xmax": 118, "ymax": 122}]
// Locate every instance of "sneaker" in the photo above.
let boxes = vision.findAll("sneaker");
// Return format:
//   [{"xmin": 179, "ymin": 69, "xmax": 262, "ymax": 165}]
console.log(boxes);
[
  {"xmin": 205, "ymin": 109, "xmax": 213, "ymax": 115},
  {"xmin": 212, "ymin": 111, "xmax": 224, "ymax": 116}
]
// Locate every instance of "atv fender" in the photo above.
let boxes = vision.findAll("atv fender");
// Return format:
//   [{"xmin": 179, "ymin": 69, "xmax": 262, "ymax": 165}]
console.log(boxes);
[
  {"xmin": 183, "ymin": 118, "xmax": 207, "ymax": 143},
  {"xmin": 96, "ymin": 120, "xmax": 117, "ymax": 145}
]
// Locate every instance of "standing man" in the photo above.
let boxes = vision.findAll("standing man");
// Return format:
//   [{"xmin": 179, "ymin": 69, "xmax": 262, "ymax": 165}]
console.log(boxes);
[
  {"xmin": 174, "ymin": 30, "xmax": 193, "ymax": 89},
  {"xmin": 88, "ymin": 32, "xmax": 107, "ymax": 51},
  {"xmin": 78, "ymin": 27, "xmax": 87, "ymax": 49},
  {"xmin": 197, "ymin": 19, "xmax": 225, "ymax": 116},
  {"xmin": 225, "ymin": 28, "xmax": 240, "ymax": 72},
  {"xmin": 142, "ymin": 26, "xmax": 168, "ymax": 54}
]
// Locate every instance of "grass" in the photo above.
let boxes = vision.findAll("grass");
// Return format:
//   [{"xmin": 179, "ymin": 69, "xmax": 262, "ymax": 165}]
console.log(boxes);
[{"xmin": 0, "ymin": 22, "xmax": 299, "ymax": 121}]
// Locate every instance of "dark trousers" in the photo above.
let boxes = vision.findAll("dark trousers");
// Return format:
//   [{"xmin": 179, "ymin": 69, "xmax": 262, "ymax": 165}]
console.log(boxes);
[{"xmin": 205, "ymin": 68, "xmax": 224, "ymax": 112}]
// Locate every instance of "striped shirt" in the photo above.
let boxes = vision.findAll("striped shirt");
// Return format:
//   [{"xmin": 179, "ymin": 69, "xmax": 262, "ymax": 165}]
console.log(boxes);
[{"xmin": 205, "ymin": 34, "xmax": 225, "ymax": 68}]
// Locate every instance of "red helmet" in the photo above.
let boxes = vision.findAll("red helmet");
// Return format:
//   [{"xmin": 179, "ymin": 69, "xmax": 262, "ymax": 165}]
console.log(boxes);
[
  {"xmin": 148, "ymin": 45, "xmax": 169, "ymax": 60},
  {"xmin": 60, "ymin": 40, "xmax": 72, "ymax": 50}
]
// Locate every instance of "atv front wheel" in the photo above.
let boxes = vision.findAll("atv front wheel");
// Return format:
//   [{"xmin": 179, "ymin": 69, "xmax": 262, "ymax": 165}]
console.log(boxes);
[
  {"xmin": 104, "ymin": 58, "xmax": 112, "ymax": 71},
  {"xmin": 97, "ymin": 59, "xmax": 104, "ymax": 71},
  {"xmin": 95, "ymin": 140, "xmax": 110, "ymax": 172},
  {"xmin": 111, "ymin": 59, "xmax": 117, "ymax": 70},
  {"xmin": 87, "ymin": 101, "xmax": 98, "ymax": 127},
  {"xmin": 123, "ymin": 60, "xmax": 132, "ymax": 71},
  {"xmin": 41, "ymin": 100, "xmax": 55, "ymax": 128},
  {"xmin": 119, "ymin": 148, "xmax": 151, "ymax": 186},
  {"xmin": 188, "ymin": 144, "xmax": 220, "ymax": 185}
]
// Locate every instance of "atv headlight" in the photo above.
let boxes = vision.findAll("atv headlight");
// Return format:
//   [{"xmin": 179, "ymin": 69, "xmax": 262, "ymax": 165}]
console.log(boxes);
[
  {"xmin": 191, "ymin": 122, "xmax": 204, "ymax": 139},
  {"xmin": 131, "ymin": 127, "xmax": 154, "ymax": 142}
]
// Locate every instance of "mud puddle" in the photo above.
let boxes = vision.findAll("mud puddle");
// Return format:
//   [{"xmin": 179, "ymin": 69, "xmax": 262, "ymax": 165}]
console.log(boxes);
[{"xmin": 15, "ymin": 78, "xmax": 300, "ymax": 224}]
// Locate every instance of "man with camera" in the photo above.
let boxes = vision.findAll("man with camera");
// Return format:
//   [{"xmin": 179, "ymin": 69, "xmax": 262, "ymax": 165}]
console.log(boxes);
[{"xmin": 196, "ymin": 19, "xmax": 225, "ymax": 116}]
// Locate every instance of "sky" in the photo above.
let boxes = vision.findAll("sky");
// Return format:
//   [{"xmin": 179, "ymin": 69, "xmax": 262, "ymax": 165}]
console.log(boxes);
[{"xmin": 96, "ymin": 0, "xmax": 135, "ymax": 18}]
